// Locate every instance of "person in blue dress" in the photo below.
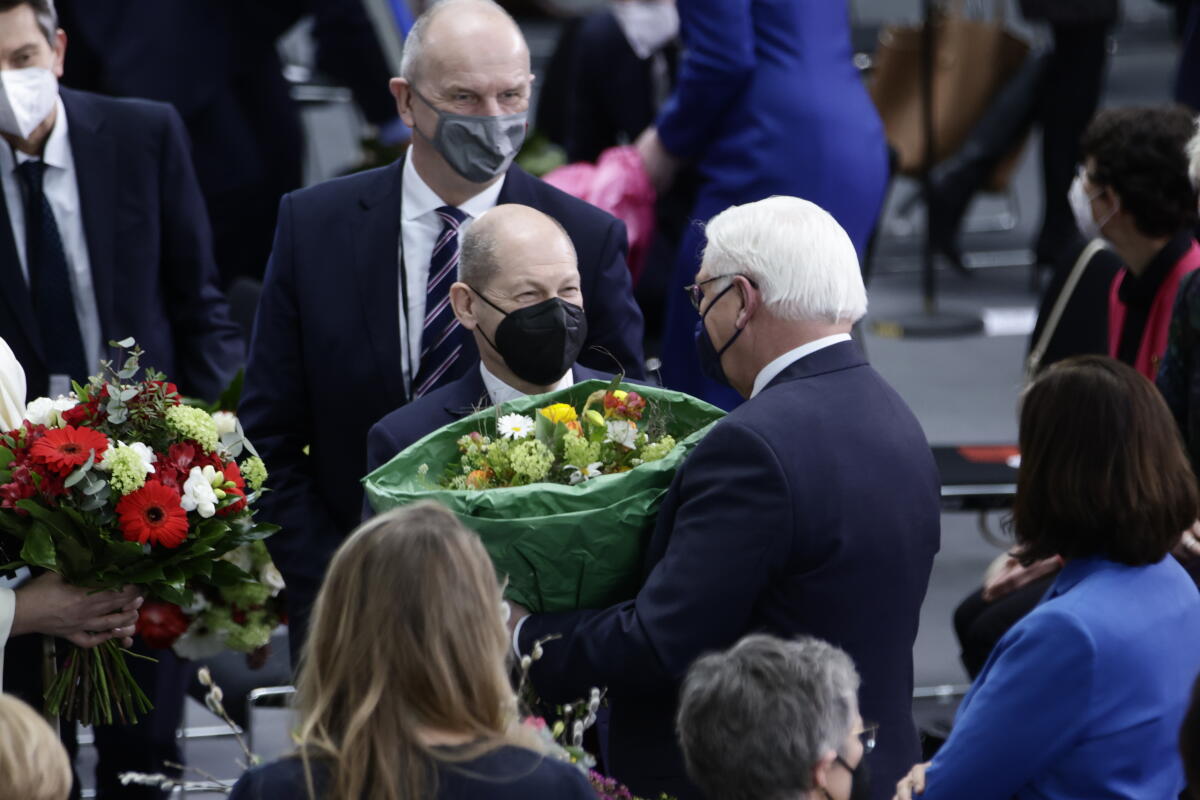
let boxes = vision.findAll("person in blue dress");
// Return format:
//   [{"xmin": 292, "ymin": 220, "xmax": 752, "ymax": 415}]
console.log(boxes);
[
  {"xmin": 639, "ymin": 0, "xmax": 889, "ymax": 409},
  {"xmin": 894, "ymin": 356, "xmax": 1200, "ymax": 800},
  {"xmin": 228, "ymin": 502, "xmax": 595, "ymax": 800}
]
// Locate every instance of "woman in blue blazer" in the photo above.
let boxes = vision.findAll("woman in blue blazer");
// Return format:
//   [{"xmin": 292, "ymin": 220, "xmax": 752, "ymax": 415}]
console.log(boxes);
[
  {"xmin": 895, "ymin": 356, "xmax": 1200, "ymax": 800},
  {"xmin": 643, "ymin": 0, "xmax": 889, "ymax": 410},
  {"xmin": 228, "ymin": 503, "xmax": 595, "ymax": 800}
]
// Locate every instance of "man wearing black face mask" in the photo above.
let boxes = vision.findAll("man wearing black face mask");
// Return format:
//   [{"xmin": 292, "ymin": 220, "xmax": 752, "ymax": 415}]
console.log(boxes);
[
  {"xmin": 363, "ymin": 204, "xmax": 620, "ymax": 488},
  {"xmin": 241, "ymin": 0, "xmax": 645, "ymax": 663},
  {"xmin": 511, "ymin": 197, "xmax": 939, "ymax": 800}
]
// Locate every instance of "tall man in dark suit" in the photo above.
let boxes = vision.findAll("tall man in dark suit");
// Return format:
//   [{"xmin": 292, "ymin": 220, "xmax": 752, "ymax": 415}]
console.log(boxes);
[
  {"xmin": 365, "ymin": 203, "xmax": 619, "ymax": 484},
  {"xmin": 241, "ymin": 0, "xmax": 645, "ymax": 663},
  {"xmin": 0, "ymin": 3, "xmax": 243, "ymax": 797},
  {"xmin": 511, "ymin": 196, "xmax": 941, "ymax": 800}
]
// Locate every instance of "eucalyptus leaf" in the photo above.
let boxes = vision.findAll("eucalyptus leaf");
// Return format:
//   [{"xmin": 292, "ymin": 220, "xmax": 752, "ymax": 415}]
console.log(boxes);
[{"xmin": 111, "ymin": 337, "xmax": 136, "ymax": 349}]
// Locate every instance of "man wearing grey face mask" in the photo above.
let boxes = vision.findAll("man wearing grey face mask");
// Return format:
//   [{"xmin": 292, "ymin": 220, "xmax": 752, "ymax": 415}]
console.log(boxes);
[{"xmin": 240, "ymin": 0, "xmax": 646, "ymax": 665}]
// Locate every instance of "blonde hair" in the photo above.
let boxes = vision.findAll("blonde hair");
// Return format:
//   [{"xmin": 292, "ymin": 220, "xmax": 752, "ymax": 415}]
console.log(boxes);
[
  {"xmin": 294, "ymin": 501, "xmax": 531, "ymax": 800},
  {"xmin": 0, "ymin": 694, "xmax": 72, "ymax": 800}
]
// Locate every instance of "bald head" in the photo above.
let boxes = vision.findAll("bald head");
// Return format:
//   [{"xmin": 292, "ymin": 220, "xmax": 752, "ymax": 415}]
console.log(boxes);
[
  {"xmin": 400, "ymin": 0, "xmax": 528, "ymax": 85},
  {"xmin": 460, "ymin": 204, "xmax": 577, "ymax": 289}
]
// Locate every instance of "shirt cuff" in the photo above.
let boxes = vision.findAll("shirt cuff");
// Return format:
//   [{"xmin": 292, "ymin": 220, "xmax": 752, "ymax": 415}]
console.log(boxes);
[{"xmin": 512, "ymin": 614, "xmax": 530, "ymax": 660}]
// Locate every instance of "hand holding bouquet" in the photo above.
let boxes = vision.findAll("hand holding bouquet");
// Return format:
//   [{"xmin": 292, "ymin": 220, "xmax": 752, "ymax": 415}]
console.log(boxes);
[{"xmin": 0, "ymin": 341, "xmax": 278, "ymax": 725}]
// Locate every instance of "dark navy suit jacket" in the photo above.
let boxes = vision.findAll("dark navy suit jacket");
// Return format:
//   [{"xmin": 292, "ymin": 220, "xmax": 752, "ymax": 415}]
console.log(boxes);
[
  {"xmin": 520, "ymin": 342, "xmax": 941, "ymax": 800},
  {"xmin": 0, "ymin": 88, "xmax": 242, "ymax": 401},
  {"xmin": 240, "ymin": 161, "xmax": 645, "ymax": 653}
]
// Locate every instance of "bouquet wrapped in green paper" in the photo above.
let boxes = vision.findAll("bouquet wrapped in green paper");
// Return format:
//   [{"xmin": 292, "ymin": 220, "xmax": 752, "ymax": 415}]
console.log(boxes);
[{"xmin": 363, "ymin": 380, "xmax": 724, "ymax": 612}]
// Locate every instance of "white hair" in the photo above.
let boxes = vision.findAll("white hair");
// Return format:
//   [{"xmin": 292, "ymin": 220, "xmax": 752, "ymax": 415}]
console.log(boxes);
[
  {"xmin": 400, "ymin": 0, "xmax": 520, "ymax": 83},
  {"xmin": 1188, "ymin": 116, "xmax": 1200, "ymax": 193},
  {"xmin": 701, "ymin": 196, "xmax": 867, "ymax": 325}
]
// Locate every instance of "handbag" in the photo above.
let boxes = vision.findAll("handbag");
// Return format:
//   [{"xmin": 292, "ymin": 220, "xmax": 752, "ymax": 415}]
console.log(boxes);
[{"xmin": 870, "ymin": 0, "xmax": 1030, "ymax": 185}]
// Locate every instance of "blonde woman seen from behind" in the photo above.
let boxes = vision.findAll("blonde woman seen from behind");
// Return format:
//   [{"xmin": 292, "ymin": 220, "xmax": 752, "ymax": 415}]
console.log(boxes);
[
  {"xmin": 0, "ymin": 693, "xmax": 72, "ymax": 800},
  {"xmin": 229, "ymin": 501, "xmax": 595, "ymax": 800}
]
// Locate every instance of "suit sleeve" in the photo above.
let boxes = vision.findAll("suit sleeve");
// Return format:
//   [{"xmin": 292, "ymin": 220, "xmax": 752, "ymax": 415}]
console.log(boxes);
[
  {"xmin": 578, "ymin": 218, "xmax": 646, "ymax": 379},
  {"xmin": 156, "ymin": 105, "xmax": 244, "ymax": 401},
  {"xmin": 918, "ymin": 608, "xmax": 1095, "ymax": 799},
  {"xmin": 654, "ymin": 0, "xmax": 755, "ymax": 160},
  {"xmin": 521, "ymin": 419, "xmax": 789, "ymax": 701},
  {"xmin": 362, "ymin": 419, "xmax": 403, "ymax": 520},
  {"xmin": 239, "ymin": 194, "xmax": 340, "ymax": 589}
]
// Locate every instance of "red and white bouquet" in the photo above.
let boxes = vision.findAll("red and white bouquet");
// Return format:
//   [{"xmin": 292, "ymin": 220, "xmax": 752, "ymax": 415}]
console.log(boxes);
[{"xmin": 0, "ymin": 340, "xmax": 278, "ymax": 725}]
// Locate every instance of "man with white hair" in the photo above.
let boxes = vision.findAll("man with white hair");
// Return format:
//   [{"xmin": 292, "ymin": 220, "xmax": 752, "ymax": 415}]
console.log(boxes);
[
  {"xmin": 240, "ymin": 0, "xmax": 645, "ymax": 661},
  {"xmin": 512, "ymin": 196, "xmax": 940, "ymax": 800},
  {"xmin": 678, "ymin": 634, "xmax": 872, "ymax": 800}
]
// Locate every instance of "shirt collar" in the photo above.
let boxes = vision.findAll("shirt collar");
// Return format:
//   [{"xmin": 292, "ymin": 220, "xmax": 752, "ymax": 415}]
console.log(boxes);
[
  {"xmin": 480, "ymin": 361, "xmax": 573, "ymax": 408},
  {"xmin": 401, "ymin": 149, "xmax": 506, "ymax": 222},
  {"xmin": 6, "ymin": 96, "xmax": 69, "ymax": 170},
  {"xmin": 750, "ymin": 334, "xmax": 852, "ymax": 398}
]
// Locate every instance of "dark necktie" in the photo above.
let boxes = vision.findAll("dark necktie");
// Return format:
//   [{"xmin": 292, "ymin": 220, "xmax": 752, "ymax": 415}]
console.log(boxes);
[
  {"xmin": 413, "ymin": 205, "xmax": 468, "ymax": 398},
  {"xmin": 15, "ymin": 159, "xmax": 87, "ymax": 385}
]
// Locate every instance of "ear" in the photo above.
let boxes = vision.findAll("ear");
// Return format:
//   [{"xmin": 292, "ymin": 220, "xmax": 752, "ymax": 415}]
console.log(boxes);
[
  {"xmin": 450, "ymin": 282, "xmax": 477, "ymax": 330},
  {"xmin": 734, "ymin": 275, "xmax": 760, "ymax": 329},
  {"xmin": 391, "ymin": 77, "xmax": 415, "ymax": 128},
  {"xmin": 811, "ymin": 750, "xmax": 837, "ymax": 796},
  {"xmin": 52, "ymin": 29, "xmax": 67, "ymax": 79}
]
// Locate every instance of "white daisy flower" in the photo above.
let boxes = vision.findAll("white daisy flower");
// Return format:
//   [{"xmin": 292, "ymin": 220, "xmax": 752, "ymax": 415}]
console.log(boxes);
[
  {"xmin": 497, "ymin": 413, "xmax": 535, "ymax": 440},
  {"xmin": 605, "ymin": 420, "xmax": 638, "ymax": 449},
  {"xmin": 565, "ymin": 462, "xmax": 604, "ymax": 485}
]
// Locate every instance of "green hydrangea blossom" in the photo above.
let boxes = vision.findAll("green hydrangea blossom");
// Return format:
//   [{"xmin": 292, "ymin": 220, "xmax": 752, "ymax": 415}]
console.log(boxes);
[
  {"xmin": 241, "ymin": 456, "xmax": 268, "ymax": 492},
  {"xmin": 220, "ymin": 579, "xmax": 272, "ymax": 609},
  {"xmin": 563, "ymin": 431, "xmax": 601, "ymax": 469},
  {"xmin": 107, "ymin": 445, "xmax": 150, "ymax": 495},
  {"xmin": 224, "ymin": 618, "xmax": 273, "ymax": 653},
  {"xmin": 165, "ymin": 405, "xmax": 219, "ymax": 451},
  {"xmin": 640, "ymin": 435, "xmax": 677, "ymax": 463},
  {"xmin": 508, "ymin": 439, "xmax": 553, "ymax": 483}
]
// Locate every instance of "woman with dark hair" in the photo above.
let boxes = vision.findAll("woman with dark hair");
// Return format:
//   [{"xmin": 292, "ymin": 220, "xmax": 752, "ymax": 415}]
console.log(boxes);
[
  {"xmin": 896, "ymin": 356, "xmax": 1200, "ymax": 800},
  {"xmin": 228, "ymin": 501, "xmax": 595, "ymax": 800}
]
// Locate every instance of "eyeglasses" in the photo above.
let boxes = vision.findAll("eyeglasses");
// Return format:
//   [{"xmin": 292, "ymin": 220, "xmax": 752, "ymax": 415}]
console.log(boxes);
[
  {"xmin": 683, "ymin": 273, "xmax": 758, "ymax": 312},
  {"xmin": 856, "ymin": 723, "xmax": 878, "ymax": 756}
]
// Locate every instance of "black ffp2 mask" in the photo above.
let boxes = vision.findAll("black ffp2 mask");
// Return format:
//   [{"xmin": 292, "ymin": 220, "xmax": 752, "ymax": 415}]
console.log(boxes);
[{"xmin": 470, "ymin": 289, "xmax": 588, "ymax": 386}]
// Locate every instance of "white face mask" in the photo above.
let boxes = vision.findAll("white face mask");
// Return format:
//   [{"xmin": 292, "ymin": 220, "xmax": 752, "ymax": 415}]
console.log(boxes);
[
  {"xmin": 0, "ymin": 67, "xmax": 58, "ymax": 140},
  {"xmin": 611, "ymin": 0, "xmax": 679, "ymax": 60},
  {"xmin": 1069, "ymin": 172, "xmax": 1118, "ymax": 242}
]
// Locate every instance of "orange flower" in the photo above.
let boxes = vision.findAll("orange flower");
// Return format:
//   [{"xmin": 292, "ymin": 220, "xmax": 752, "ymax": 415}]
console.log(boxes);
[
  {"xmin": 565, "ymin": 420, "xmax": 583, "ymax": 436},
  {"xmin": 466, "ymin": 469, "xmax": 494, "ymax": 489}
]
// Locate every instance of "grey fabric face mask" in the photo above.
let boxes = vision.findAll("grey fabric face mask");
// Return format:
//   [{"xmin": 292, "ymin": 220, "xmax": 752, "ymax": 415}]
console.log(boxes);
[{"xmin": 411, "ymin": 88, "xmax": 527, "ymax": 183}]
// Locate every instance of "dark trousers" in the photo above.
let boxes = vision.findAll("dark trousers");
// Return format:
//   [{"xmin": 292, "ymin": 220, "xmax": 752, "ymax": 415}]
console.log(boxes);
[
  {"xmin": 952, "ymin": 573, "xmax": 1057, "ymax": 679},
  {"xmin": 1035, "ymin": 21, "xmax": 1111, "ymax": 263},
  {"xmin": 4, "ymin": 634, "xmax": 191, "ymax": 800}
]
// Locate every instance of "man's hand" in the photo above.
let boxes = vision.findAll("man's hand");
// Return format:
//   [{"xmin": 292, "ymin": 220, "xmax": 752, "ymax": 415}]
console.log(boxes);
[
  {"xmin": 982, "ymin": 555, "xmax": 1062, "ymax": 602},
  {"xmin": 635, "ymin": 127, "xmax": 680, "ymax": 194},
  {"xmin": 506, "ymin": 600, "xmax": 530, "ymax": 640},
  {"xmin": 893, "ymin": 761, "xmax": 930, "ymax": 800},
  {"xmin": 10, "ymin": 573, "xmax": 142, "ymax": 648}
]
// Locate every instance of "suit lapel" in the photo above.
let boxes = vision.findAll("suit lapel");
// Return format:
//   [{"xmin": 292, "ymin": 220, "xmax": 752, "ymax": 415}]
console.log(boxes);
[
  {"xmin": 0, "ymin": 168, "xmax": 39, "ymax": 360},
  {"xmin": 62, "ymin": 89, "xmax": 118, "ymax": 362},
  {"xmin": 496, "ymin": 164, "xmax": 535, "ymax": 206},
  {"xmin": 353, "ymin": 161, "xmax": 407, "ymax": 406},
  {"xmin": 443, "ymin": 366, "xmax": 489, "ymax": 418}
]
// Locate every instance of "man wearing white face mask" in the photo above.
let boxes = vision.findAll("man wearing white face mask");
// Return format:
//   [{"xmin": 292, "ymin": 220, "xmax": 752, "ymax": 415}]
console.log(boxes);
[{"xmin": 0, "ymin": 0, "xmax": 241, "ymax": 403}]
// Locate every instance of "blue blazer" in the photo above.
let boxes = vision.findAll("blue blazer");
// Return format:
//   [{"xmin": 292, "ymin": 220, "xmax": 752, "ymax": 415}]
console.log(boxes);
[
  {"xmin": 0, "ymin": 88, "xmax": 242, "ymax": 401},
  {"xmin": 922, "ymin": 556, "xmax": 1200, "ymax": 799},
  {"xmin": 519, "ymin": 341, "xmax": 941, "ymax": 800},
  {"xmin": 239, "ymin": 161, "xmax": 645, "ymax": 647}
]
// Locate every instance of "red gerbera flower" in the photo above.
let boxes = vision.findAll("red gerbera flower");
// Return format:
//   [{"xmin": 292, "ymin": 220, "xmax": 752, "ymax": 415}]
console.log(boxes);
[
  {"xmin": 29, "ymin": 426, "xmax": 109, "ymax": 477},
  {"xmin": 136, "ymin": 600, "xmax": 190, "ymax": 649},
  {"xmin": 115, "ymin": 481, "xmax": 189, "ymax": 548}
]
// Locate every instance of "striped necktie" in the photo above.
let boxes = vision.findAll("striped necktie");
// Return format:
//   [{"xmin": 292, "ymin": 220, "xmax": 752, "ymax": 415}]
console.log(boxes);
[{"xmin": 413, "ymin": 205, "xmax": 469, "ymax": 398}]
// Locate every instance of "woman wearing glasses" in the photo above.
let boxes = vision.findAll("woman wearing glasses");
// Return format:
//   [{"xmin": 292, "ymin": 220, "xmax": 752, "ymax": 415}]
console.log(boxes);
[{"xmin": 895, "ymin": 356, "xmax": 1200, "ymax": 800}]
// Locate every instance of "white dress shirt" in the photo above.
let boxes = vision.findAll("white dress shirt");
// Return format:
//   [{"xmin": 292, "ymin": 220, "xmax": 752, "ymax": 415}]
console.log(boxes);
[
  {"xmin": 0, "ymin": 97, "xmax": 103, "ymax": 396},
  {"xmin": 749, "ymin": 334, "xmax": 853, "ymax": 398},
  {"xmin": 0, "ymin": 336, "xmax": 25, "ymax": 689},
  {"xmin": 399, "ymin": 152, "xmax": 506, "ymax": 394},
  {"xmin": 480, "ymin": 362, "xmax": 574, "ymax": 408}
]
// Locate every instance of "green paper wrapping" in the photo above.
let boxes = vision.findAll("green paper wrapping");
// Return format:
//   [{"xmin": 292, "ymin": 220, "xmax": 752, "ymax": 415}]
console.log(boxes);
[{"xmin": 362, "ymin": 380, "xmax": 725, "ymax": 612}]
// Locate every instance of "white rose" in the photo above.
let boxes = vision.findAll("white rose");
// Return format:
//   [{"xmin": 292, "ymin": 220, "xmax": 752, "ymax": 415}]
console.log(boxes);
[
  {"xmin": 180, "ymin": 465, "xmax": 219, "ymax": 518},
  {"xmin": 211, "ymin": 411, "xmax": 238, "ymax": 437},
  {"xmin": 260, "ymin": 563, "xmax": 286, "ymax": 597},
  {"xmin": 23, "ymin": 397, "xmax": 54, "ymax": 426}
]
